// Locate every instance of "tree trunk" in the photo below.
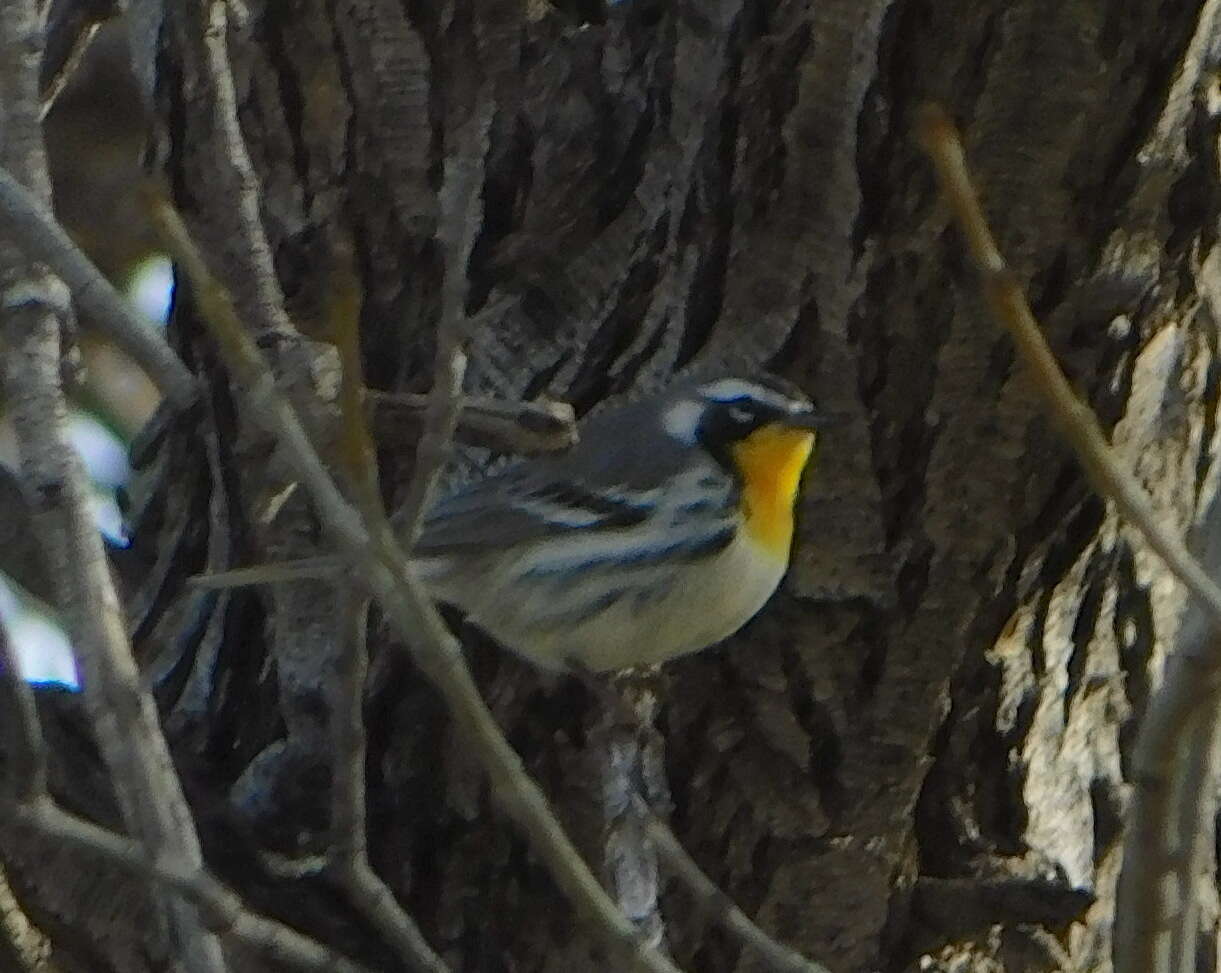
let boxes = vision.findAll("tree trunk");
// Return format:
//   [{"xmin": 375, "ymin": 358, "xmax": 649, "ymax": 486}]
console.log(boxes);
[{"xmin": 7, "ymin": 1, "xmax": 1221, "ymax": 971}]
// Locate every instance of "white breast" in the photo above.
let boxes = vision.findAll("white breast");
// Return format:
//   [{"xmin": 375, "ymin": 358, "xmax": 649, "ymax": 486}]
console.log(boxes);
[{"xmin": 445, "ymin": 525, "xmax": 789, "ymax": 672}]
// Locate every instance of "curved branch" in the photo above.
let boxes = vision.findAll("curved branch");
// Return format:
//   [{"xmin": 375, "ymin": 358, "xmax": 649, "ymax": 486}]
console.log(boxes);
[
  {"xmin": 0, "ymin": 165, "xmax": 197, "ymax": 409},
  {"xmin": 916, "ymin": 102, "xmax": 1221, "ymax": 973}
]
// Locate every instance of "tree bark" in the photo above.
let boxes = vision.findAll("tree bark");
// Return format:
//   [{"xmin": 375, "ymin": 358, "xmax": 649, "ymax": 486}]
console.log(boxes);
[{"xmin": 6, "ymin": 0, "xmax": 1221, "ymax": 971}]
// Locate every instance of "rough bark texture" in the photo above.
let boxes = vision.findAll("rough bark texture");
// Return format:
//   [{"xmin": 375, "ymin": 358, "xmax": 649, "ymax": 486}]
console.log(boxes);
[{"xmin": 5, "ymin": 0, "xmax": 1221, "ymax": 971}]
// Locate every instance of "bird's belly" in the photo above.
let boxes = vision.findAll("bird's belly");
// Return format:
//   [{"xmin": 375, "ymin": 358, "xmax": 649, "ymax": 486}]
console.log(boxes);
[{"xmin": 458, "ymin": 529, "xmax": 789, "ymax": 672}]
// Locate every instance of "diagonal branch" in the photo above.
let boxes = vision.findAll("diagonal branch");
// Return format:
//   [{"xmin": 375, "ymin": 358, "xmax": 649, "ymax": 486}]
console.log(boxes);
[
  {"xmin": 642, "ymin": 808, "xmax": 831, "ymax": 973},
  {"xmin": 39, "ymin": 0, "xmax": 124, "ymax": 119},
  {"xmin": 3, "ymin": 194, "xmax": 230, "ymax": 973},
  {"xmin": 326, "ymin": 244, "xmax": 450, "ymax": 973},
  {"xmin": 914, "ymin": 105, "xmax": 1221, "ymax": 621},
  {"xmin": 328, "ymin": 590, "xmax": 449, "ymax": 973},
  {"xmin": 0, "ymin": 623, "xmax": 47, "ymax": 804},
  {"xmin": 393, "ymin": 93, "xmax": 493, "ymax": 547},
  {"xmin": 190, "ymin": 0, "xmax": 297, "ymax": 338},
  {"xmin": 149, "ymin": 192, "xmax": 684, "ymax": 973},
  {"xmin": 915, "ymin": 102, "xmax": 1221, "ymax": 973},
  {"xmin": 0, "ymin": 859, "xmax": 52, "ymax": 973},
  {"xmin": 0, "ymin": 164, "xmax": 198, "ymax": 409},
  {"xmin": 0, "ymin": 1, "xmax": 222, "ymax": 968},
  {"xmin": 5, "ymin": 798, "xmax": 375, "ymax": 973},
  {"xmin": 366, "ymin": 390, "xmax": 577, "ymax": 456}
]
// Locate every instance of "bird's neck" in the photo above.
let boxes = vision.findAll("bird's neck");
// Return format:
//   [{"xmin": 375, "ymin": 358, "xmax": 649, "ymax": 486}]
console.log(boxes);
[{"xmin": 731, "ymin": 428, "xmax": 816, "ymax": 559}]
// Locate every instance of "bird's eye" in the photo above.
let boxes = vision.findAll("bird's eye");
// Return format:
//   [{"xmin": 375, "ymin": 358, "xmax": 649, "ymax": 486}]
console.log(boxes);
[{"xmin": 727, "ymin": 405, "xmax": 754, "ymax": 425}]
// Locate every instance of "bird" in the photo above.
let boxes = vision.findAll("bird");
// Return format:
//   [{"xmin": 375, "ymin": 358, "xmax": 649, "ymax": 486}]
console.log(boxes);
[{"xmin": 413, "ymin": 376, "xmax": 829, "ymax": 672}]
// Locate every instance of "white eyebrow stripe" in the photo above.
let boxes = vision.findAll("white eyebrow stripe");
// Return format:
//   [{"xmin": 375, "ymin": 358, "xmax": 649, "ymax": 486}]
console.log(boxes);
[
  {"xmin": 699, "ymin": 378, "xmax": 763, "ymax": 402},
  {"xmin": 698, "ymin": 378, "xmax": 812, "ymax": 413},
  {"xmin": 662, "ymin": 398, "xmax": 704, "ymax": 443}
]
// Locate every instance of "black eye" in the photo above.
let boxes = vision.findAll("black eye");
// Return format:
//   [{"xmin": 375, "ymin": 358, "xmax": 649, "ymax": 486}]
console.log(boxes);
[{"xmin": 727, "ymin": 404, "xmax": 754, "ymax": 425}]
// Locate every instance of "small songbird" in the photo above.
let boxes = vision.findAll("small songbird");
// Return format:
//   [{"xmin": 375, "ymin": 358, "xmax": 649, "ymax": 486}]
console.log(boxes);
[{"xmin": 414, "ymin": 377, "xmax": 829, "ymax": 672}]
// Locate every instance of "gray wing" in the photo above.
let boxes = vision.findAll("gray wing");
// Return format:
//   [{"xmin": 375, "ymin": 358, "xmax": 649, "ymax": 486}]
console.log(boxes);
[
  {"xmin": 414, "ymin": 392, "xmax": 710, "ymax": 557},
  {"xmin": 414, "ymin": 467, "xmax": 654, "ymax": 557}
]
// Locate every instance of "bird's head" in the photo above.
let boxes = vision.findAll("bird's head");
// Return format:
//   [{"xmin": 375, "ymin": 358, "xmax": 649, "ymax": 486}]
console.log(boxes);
[
  {"xmin": 657, "ymin": 377, "xmax": 832, "ymax": 556},
  {"xmin": 661, "ymin": 377, "xmax": 830, "ymax": 479}
]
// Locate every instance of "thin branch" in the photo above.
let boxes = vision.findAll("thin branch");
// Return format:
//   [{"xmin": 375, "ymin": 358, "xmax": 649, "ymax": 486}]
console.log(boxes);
[
  {"xmin": 40, "ymin": 21, "xmax": 97, "ymax": 119},
  {"xmin": 39, "ymin": 0, "xmax": 124, "ymax": 119},
  {"xmin": 3, "ymin": 296, "xmax": 227, "ymax": 973},
  {"xmin": 914, "ymin": 105, "xmax": 1221, "ymax": 623},
  {"xmin": 5, "ymin": 797, "xmax": 374, "ymax": 973},
  {"xmin": 367, "ymin": 390, "xmax": 577, "ymax": 456},
  {"xmin": 329, "ymin": 241, "xmax": 387, "ymax": 529},
  {"xmin": 188, "ymin": 556, "xmax": 344, "ymax": 589},
  {"xmin": 0, "ymin": 2, "xmax": 222, "ymax": 968},
  {"xmin": 393, "ymin": 96, "xmax": 492, "ymax": 547},
  {"xmin": 185, "ymin": 17, "xmax": 445, "ymax": 962},
  {"xmin": 338, "ymin": 856, "xmax": 451, "ymax": 973},
  {"xmin": 0, "ymin": 860, "xmax": 53, "ymax": 973},
  {"xmin": 0, "ymin": 618, "xmax": 48, "ymax": 801},
  {"xmin": 0, "ymin": 623, "xmax": 54, "ymax": 971},
  {"xmin": 0, "ymin": 165, "xmax": 197, "ymax": 409},
  {"xmin": 326, "ymin": 254, "xmax": 449, "ymax": 969},
  {"xmin": 149, "ymin": 194, "xmax": 683, "ymax": 973},
  {"xmin": 191, "ymin": 0, "xmax": 297, "ymax": 338},
  {"xmin": 1166, "ymin": 695, "xmax": 1220, "ymax": 973},
  {"xmin": 329, "ymin": 364, "xmax": 449, "ymax": 970},
  {"xmin": 914, "ymin": 103, "xmax": 1221, "ymax": 973},
  {"xmin": 1115, "ymin": 638, "xmax": 1221, "ymax": 973},
  {"xmin": 185, "ymin": 388, "xmax": 581, "ymax": 587},
  {"xmin": 642, "ymin": 808, "xmax": 830, "ymax": 973}
]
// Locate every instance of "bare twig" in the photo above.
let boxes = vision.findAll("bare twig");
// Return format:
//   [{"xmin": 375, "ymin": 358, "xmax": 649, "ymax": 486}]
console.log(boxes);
[
  {"xmin": 149, "ymin": 193, "xmax": 682, "ymax": 973},
  {"xmin": 327, "ymin": 276, "xmax": 449, "ymax": 970},
  {"xmin": 329, "ymin": 243, "xmax": 386, "ymax": 528},
  {"xmin": 393, "ymin": 97, "xmax": 492, "ymax": 547},
  {"xmin": 187, "ymin": 16, "xmax": 445, "ymax": 963},
  {"xmin": 0, "ymin": 165, "xmax": 197, "ymax": 409},
  {"xmin": 367, "ymin": 390, "xmax": 577, "ymax": 456},
  {"xmin": 41, "ymin": 24, "xmax": 97, "ymax": 119},
  {"xmin": 3, "ymin": 301, "xmax": 226, "ymax": 973},
  {"xmin": 5, "ymin": 797, "xmax": 374, "ymax": 973},
  {"xmin": 1166, "ymin": 693, "xmax": 1220, "ymax": 973},
  {"xmin": 0, "ymin": 626, "xmax": 53, "ymax": 971},
  {"xmin": 39, "ymin": 0, "xmax": 124, "ymax": 119},
  {"xmin": 191, "ymin": 0, "xmax": 297, "ymax": 338},
  {"xmin": 1114, "ymin": 637, "xmax": 1221, "ymax": 973},
  {"xmin": 914, "ymin": 105, "xmax": 1221, "ymax": 622},
  {"xmin": 188, "ymin": 556, "xmax": 344, "ymax": 589},
  {"xmin": 0, "ymin": 1, "xmax": 222, "ymax": 968},
  {"xmin": 0, "ymin": 860, "xmax": 52, "ymax": 973},
  {"xmin": 0, "ymin": 622, "xmax": 48, "ymax": 802},
  {"xmin": 185, "ymin": 390, "xmax": 580, "ymax": 589},
  {"xmin": 329, "ymin": 594, "xmax": 451, "ymax": 973},
  {"xmin": 915, "ymin": 103, "xmax": 1221, "ymax": 973},
  {"xmin": 642, "ymin": 807, "xmax": 830, "ymax": 973}
]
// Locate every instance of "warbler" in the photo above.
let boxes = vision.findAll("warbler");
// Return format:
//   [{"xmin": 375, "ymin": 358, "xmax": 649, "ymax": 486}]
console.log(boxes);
[{"xmin": 414, "ymin": 377, "xmax": 828, "ymax": 672}]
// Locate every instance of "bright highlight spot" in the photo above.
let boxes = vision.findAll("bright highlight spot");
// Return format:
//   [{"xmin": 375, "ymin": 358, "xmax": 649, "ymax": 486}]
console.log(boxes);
[
  {"xmin": 0, "ymin": 577, "xmax": 79, "ymax": 690},
  {"xmin": 68, "ymin": 412, "xmax": 131, "ymax": 488},
  {"xmin": 65, "ymin": 413, "xmax": 131, "ymax": 547},
  {"xmin": 128, "ymin": 254, "xmax": 174, "ymax": 325}
]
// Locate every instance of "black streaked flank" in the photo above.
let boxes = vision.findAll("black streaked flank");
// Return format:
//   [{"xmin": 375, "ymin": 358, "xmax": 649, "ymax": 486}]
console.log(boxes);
[
  {"xmin": 544, "ymin": 587, "xmax": 629, "ymax": 626},
  {"xmin": 673, "ymin": 495, "xmax": 732, "ymax": 520},
  {"xmin": 521, "ymin": 523, "xmax": 735, "ymax": 579},
  {"xmin": 633, "ymin": 579, "xmax": 673, "ymax": 610},
  {"xmin": 526, "ymin": 481, "xmax": 652, "ymax": 526}
]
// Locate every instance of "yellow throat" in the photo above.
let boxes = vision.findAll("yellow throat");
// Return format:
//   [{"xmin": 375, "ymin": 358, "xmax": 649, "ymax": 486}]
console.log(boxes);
[{"xmin": 730, "ymin": 424, "xmax": 816, "ymax": 560}]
